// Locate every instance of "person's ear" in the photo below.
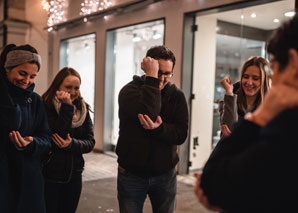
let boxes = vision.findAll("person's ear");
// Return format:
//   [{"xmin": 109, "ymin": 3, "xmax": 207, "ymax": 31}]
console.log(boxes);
[{"xmin": 288, "ymin": 49, "xmax": 298, "ymax": 77}]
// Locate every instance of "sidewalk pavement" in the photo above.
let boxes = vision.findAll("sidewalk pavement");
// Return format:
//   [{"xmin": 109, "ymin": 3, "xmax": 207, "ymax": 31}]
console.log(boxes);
[{"xmin": 77, "ymin": 152, "xmax": 214, "ymax": 213}]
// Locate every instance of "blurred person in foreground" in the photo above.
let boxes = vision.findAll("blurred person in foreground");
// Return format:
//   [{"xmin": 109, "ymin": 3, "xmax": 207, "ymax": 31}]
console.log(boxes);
[{"xmin": 195, "ymin": 14, "xmax": 298, "ymax": 213}]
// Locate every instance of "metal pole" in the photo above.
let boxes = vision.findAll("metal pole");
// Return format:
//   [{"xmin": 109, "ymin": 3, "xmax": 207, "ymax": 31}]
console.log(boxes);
[
  {"xmin": 4, "ymin": 0, "xmax": 8, "ymax": 19},
  {"xmin": 3, "ymin": 0, "xmax": 8, "ymax": 46}
]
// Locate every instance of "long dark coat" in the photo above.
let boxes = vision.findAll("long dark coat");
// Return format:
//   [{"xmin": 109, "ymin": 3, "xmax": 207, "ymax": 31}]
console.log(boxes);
[{"xmin": 0, "ymin": 74, "xmax": 51, "ymax": 213}]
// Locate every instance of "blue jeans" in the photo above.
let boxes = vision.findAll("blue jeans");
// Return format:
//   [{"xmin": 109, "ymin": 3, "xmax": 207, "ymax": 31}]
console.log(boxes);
[{"xmin": 117, "ymin": 166, "xmax": 177, "ymax": 213}]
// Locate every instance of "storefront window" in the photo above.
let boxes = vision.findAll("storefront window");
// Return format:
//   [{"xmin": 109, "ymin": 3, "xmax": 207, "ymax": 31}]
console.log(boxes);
[
  {"xmin": 104, "ymin": 19, "xmax": 164, "ymax": 151},
  {"xmin": 189, "ymin": 0, "xmax": 295, "ymax": 171},
  {"xmin": 60, "ymin": 34, "xmax": 96, "ymax": 121}
]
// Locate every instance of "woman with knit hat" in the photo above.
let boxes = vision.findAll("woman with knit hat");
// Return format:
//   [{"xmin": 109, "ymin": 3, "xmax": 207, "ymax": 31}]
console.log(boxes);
[{"xmin": 0, "ymin": 44, "xmax": 51, "ymax": 212}]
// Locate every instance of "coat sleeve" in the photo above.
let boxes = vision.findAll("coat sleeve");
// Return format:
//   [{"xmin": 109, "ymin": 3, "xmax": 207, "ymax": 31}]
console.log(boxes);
[
  {"xmin": 200, "ymin": 107, "xmax": 298, "ymax": 210},
  {"xmin": 68, "ymin": 112, "xmax": 95, "ymax": 154},
  {"xmin": 151, "ymin": 90, "xmax": 189, "ymax": 145},
  {"xmin": 45, "ymin": 103, "xmax": 74, "ymax": 139},
  {"xmin": 0, "ymin": 94, "xmax": 51, "ymax": 155},
  {"xmin": 0, "ymin": 104, "xmax": 22, "ymax": 130},
  {"xmin": 29, "ymin": 96, "xmax": 52, "ymax": 156},
  {"xmin": 0, "ymin": 74, "xmax": 22, "ymax": 130},
  {"xmin": 118, "ymin": 77, "xmax": 161, "ymax": 122},
  {"xmin": 219, "ymin": 94, "xmax": 238, "ymax": 129},
  {"xmin": 0, "ymin": 73, "xmax": 14, "ymax": 106}
]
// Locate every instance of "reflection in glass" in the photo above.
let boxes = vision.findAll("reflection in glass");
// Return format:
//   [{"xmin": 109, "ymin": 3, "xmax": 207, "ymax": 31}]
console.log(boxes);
[
  {"xmin": 60, "ymin": 34, "xmax": 96, "ymax": 121},
  {"xmin": 105, "ymin": 20, "xmax": 164, "ymax": 150}
]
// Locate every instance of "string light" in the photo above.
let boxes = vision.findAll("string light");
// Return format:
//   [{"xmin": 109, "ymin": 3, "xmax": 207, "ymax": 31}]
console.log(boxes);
[
  {"xmin": 42, "ymin": 0, "xmax": 67, "ymax": 27},
  {"xmin": 80, "ymin": 0, "xmax": 113, "ymax": 16}
]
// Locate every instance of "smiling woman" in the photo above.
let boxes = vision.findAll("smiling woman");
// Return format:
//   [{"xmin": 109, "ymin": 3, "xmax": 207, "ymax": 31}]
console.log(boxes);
[
  {"xmin": 6, "ymin": 63, "xmax": 38, "ymax": 89},
  {"xmin": 241, "ymin": 65, "xmax": 261, "ymax": 97},
  {"xmin": 0, "ymin": 44, "xmax": 51, "ymax": 212},
  {"xmin": 219, "ymin": 56, "xmax": 270, "ymax": 137},
  {"xmin": 41, "ymin": 67, "xmax": 95, "ymax": 213}
]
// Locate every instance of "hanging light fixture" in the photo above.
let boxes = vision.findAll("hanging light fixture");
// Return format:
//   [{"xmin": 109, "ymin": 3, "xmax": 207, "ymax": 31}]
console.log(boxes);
[
  {"xmin": 153, "ymin": 31, "xmax": 162, "ymax": 40},
  {"xmin": 80, "ymin": 0, "xmax": 113, "ymax": 16},
  {"xmin": 42, "ymin": 0, "xmax": 67, "ymax": 27},
  {"xmin": 132, "ymin": 33, "xmax": 141, "ymax": 42}
]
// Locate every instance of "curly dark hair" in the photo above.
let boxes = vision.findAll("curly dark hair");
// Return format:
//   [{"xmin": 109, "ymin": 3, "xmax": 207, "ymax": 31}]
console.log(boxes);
[
  {"xmin": 146, "ymin": 45, "xmax": 176, "ymax": 70},
  {"xmin": 267, "ymin": 14, "xmax": 298, "ymax": 71}
]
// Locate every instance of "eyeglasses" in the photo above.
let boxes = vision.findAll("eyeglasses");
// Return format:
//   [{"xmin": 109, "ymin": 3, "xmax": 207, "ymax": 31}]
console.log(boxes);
[{"xmin": 158, "ymin": 70, "xmax": 173, "ymax": 78}]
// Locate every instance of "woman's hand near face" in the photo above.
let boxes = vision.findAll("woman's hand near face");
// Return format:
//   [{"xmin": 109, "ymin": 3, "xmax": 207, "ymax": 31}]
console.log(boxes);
[
  {"xmin": 52, "ymin": 133, "xmax": 72, "ymax": 149},
  {"xmin": 221, "ymin": 77, "xmax": 233, "ymax": 94},
  {"xmin": 9, "ymin": 131, "xmax": 33, "ymax": 148},
  {"xmin": 56, "ymin": 90, "xmax": 72, "ymax": 105}
]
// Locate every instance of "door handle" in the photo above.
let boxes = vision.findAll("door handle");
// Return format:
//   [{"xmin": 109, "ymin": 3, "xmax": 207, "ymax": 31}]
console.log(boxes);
[{"xmin": 193, "ymin": 136, "xmax": 199, "ymax": 149}]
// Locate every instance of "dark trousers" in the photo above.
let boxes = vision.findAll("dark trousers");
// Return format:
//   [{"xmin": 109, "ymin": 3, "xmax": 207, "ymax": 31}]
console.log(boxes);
[
  {"xmin": 117, "ymin": 167, "xmax": 177, "ymax": 213},
  {"xmin": 44, "ymin": 172, "xmax": 82, "ymax": 213}
]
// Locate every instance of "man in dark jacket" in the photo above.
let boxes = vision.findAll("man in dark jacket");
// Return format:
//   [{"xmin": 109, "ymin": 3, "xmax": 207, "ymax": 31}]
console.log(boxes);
[
  {"xmin": 116, "ymin": 45, "xmax": 189, "ymax": 212},
  {"xmin": 195, "ymin": 14, "xmax": 298, "ymax": 213}
]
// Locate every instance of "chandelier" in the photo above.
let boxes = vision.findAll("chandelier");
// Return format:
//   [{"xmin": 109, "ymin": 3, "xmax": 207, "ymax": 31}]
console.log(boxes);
[
  {"xmin": 42, "ymin": 0, "xmax": 67, "ymax": 27},
  {"xmin": 80, "ymin": 0, "xmax": 113, "ymax": 16}
]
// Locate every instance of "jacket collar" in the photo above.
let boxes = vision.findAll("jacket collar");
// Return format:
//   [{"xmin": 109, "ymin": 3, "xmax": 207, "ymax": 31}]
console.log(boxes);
[{"xmin": 5, "ymin": 78, "xmax": 35, "ymax": 99}]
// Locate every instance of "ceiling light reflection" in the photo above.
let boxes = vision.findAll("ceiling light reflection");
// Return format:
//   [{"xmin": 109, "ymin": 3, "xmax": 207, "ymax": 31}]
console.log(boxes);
[{"xmin": 284, "ymin": 11, "xmax": 296, "ymax": 17}]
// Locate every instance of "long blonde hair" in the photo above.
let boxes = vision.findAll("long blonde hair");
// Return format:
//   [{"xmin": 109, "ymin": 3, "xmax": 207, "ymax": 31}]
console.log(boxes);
[{"xmin": 236, "ymin": 56, "xmax": 270, "ymax": 112}]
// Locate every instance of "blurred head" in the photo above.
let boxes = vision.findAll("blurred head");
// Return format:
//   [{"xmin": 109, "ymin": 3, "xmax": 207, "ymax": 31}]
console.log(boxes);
[
  {"xmin": 267, "ymin": 14, "xmax": 298, "ymax": 86},
  {"xmin": 237, "ymin": 56, "xmax": 270, "ymax": 111},
  {"xmin": 0, "ymin": 44, "xmax": 41, "ymax": 89},
  {"xmin": 42, "ymin": 67, "xmax": 83, "ymax": 110},
  {"xmin": 146, "ymin": 45, "xmax": 176, "ymax": 90}
]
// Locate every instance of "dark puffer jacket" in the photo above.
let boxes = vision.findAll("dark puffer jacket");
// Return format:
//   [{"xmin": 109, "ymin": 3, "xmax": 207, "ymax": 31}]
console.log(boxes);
[
  {"xmin": 116, "ymin": 75, "xmax": 189, "ymax": 177},
  {"xmin": 42, "ymin": 102, "xmax": 95, "ymax": 183},
  {"xmin": 0, "ymin": 76, "xmax": 51, "ymax": 213}
]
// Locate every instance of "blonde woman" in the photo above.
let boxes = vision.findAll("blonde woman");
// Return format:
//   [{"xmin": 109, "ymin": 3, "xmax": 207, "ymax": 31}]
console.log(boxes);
[{"xmin": 219, "ymin": 56, "xmax": 270, "ymax": 136}]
